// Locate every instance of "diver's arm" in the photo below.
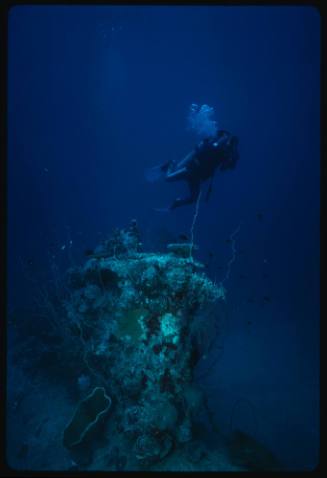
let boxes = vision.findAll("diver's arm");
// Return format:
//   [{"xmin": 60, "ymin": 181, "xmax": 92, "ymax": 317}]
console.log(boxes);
[{"xmin": 176, "ymin": 150, "xmax": 196, "ymax": 169}]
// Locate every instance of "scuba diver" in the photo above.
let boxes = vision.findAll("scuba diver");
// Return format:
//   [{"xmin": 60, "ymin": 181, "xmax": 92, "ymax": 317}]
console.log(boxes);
[{"xmin": 145, "ymin": 129, "xmax": 239, "ymax": 211}]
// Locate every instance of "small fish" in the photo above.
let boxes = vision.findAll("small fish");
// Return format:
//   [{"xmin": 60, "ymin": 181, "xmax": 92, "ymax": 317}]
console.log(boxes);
[
  {"xmin": 263, "ymin": 296, "xmax": 271, "ymax": 303},
  {"xmin": 60, "ymin": 245, "xmax": 66, "ymax": 251},
  {"xmin": 84, "ymin": 249, "xmax": 94, "ymax": 256},
  {"xmin": 225, "ymin": 239, "xmax": 232, "ymax": 244},
  {"xmin": 256, "ymin": 212, "xmax": 264, "ymax": 221},
  {"xmin": 179, "ymin": 234, "xmax": 189, "ymax": 241},
  {"xmin": 43, "ymin": 167, "xmax": 49, "ymax": 173},
  {"xmin": 247, "ymin": 320, "xmax": 252, "ymax": 326},
  {"xmin": 208, "ymin": 251, "xmax": 214, "ymax": 258}
]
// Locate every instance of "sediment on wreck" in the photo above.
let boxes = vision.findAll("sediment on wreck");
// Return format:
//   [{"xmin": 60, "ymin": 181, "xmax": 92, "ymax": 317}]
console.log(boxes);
[{"xmin": 63, "ymin": 220, "xmax": 226, "ymax": 470}]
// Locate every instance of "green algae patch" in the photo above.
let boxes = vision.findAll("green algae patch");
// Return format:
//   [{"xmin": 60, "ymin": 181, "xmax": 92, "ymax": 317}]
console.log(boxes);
[{"xmin": 116, "ymin": 308, "xmax": 148, "ymax": 342}]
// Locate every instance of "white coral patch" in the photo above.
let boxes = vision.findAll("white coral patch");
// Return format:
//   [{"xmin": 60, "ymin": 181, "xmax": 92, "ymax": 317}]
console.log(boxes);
[{"xmin": 160, "ymin": 313, "xmax": 179, "ymax": 338}]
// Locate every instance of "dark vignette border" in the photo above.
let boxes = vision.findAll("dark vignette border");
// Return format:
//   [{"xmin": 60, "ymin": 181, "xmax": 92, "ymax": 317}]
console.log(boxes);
[{"xmin": 0, "ymin": 0, "xmax": 324, "ymax": 476}]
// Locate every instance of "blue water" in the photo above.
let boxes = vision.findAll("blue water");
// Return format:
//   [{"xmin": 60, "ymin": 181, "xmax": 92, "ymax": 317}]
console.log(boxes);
[{"xmin": 7, "ymin": 5, "xmax": 320, "ymax": 471}]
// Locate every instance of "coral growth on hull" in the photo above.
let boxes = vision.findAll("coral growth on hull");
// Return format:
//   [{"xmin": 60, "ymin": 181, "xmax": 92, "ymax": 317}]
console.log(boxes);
[{"xmin": 62, "ymin": 220, "xmax": 228, "ymax": 470}]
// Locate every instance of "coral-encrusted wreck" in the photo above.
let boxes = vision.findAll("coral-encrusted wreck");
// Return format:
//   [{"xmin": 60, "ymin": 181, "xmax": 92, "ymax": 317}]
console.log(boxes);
[{"xmin": 62, "ymin": 220, "xmax": 227, "ymax": 470}]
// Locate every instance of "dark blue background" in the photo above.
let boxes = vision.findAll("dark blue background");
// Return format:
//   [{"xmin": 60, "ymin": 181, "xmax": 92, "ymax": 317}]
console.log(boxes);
[{"xmin": 7, "ymin": 5, "xmax": 320, "ymax": 470}]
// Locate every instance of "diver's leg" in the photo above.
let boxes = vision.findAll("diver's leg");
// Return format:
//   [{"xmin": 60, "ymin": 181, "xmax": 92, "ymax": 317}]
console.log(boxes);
[
  {"xmin": 165, "ymin": 167, "xmax": 188, "ymax": 182},
  {"xmin": 170, "ymin": 180, "xmax": 200, "ymax": 210},
  {"xmin": 160, "ymin": 159, "xmax": 174, "ymax": 173},
  {"xmin": 165, "ymin": 151, "xmax": 196, "ymax": 178},
  {"xmin": 145, "ymin": 158, "xmax": 179, "ymax": 183},
  {"xmin": 189, "ymin": 180, "xmax": 201, "ymax": 202}
]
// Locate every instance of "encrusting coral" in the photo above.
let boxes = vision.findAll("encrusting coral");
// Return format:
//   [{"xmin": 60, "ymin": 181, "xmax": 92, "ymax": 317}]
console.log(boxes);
[{"xmin": 62, "ymin": 219, "xmax": 227, "ymax": 470}]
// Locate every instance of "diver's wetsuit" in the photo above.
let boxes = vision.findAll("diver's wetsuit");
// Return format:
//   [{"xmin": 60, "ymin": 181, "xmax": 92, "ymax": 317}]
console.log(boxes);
[{"xmin": 164, "ymin": 131, "xmax": 238, "ymax": 210}]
